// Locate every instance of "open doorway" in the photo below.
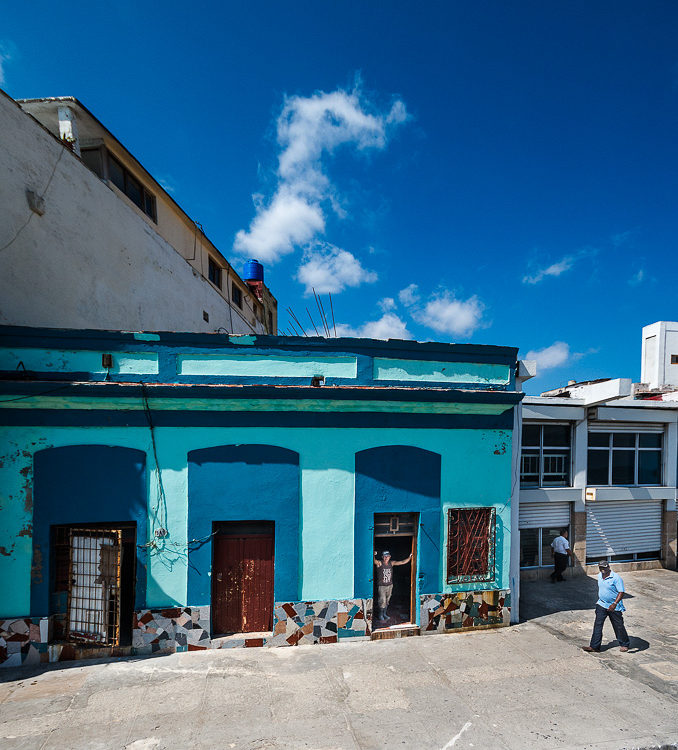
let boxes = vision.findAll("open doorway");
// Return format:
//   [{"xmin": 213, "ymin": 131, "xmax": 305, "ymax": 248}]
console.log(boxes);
[{"xmin": 373, "ymin": 513, "xmax": 418, "ymax": 629}]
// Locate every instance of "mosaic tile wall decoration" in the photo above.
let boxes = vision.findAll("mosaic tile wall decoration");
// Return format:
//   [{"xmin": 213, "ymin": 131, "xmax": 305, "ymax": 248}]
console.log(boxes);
[
  {"xmin": 269, "ymin": 598, "xmax": 372, "ymax": 646},
  {"xmin": 0, "ymin": 617, "xmax": 50, "ymax": 668},
  {"xmin": 420, "ymin": 589, "xmax": 510, "ymax": 633},
  {"xmin": 1, "ymin": 590, "xmax": 508, "ymax": 669},
  {"xmin": 130, "ymin": 598, "xmax": 372, "ymax": 652},
  {"xmin": 132, "ymin": 606, "xmax": 211, "ymax": 654}
]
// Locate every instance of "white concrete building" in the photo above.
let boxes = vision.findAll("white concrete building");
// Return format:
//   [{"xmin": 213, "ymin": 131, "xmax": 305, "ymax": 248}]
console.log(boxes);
[
  {"xmin": 0, "ymin": 91, "xmax": 277, "ymax": 334},
  {"xmin": 516, "ymin": 325, "xmax": 678, "ymax": 591},
  {"xmin": 641, "ymin": 321, "xmax": 678, "ymax": 390}
]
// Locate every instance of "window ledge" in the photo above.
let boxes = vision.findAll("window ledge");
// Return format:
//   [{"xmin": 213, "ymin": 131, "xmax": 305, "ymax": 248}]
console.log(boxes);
[
  {"xmin": 519, "ymin": 488, "xmax": 581, "ymax": 502},
  {"xmin": 587, "ymin": 486, "xmax": 676, "ymax": 501}
]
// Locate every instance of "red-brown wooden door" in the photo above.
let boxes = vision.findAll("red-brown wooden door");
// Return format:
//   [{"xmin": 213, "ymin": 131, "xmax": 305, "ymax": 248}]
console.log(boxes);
[{"xmin": 212, "ymin": 532, "xmax": 274, "ymax": 634}]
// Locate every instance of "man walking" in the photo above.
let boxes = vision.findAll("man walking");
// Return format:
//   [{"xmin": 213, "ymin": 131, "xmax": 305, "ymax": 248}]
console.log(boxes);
[
  {"xmin": 550, "ymin": 528, "xmax": 573, "ymax": 582},
  {"xmin": 373, "ymin": 549, "xmax": 412, "ymax": 621},
  {"xmin": 583, "ymin": 560, "xmax": 630, "ymax": 653}
]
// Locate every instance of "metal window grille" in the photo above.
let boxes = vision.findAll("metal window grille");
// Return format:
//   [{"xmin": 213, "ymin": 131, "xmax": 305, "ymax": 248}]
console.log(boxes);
[
  {"xmin": 542, "ymin": 452, "xmax": 569, "ymax": 483},
  {"xmin": 520, "ymin": 424, "xmax": 571, "ymax": 487},
  {"xmin": 373, "ymin": 513, "xmax": 418, "ymax": 537},
  {"xmin": 446, "ymin": 507, "xmax": 496, "ymax": 584},
  {"xmin": 67, "ymin": 528, "xmax": 122, "ymax": 646}
]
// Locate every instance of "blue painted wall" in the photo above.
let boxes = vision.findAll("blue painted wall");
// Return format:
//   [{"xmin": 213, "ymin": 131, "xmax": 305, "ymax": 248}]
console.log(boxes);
[
  {"xmin": 354, "ymin": 446, "xmax": 441, "ymax": 599},
  {"xmin": 187, "ymin": 444, "xmax": 300, "ymax": 605},
  {"xmin": 31, "ymin": 445, "xmax": 147, "ymax": 615}
]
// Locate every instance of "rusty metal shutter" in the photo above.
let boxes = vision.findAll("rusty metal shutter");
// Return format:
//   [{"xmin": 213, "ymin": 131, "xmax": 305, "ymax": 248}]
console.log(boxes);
[
  {"xmin": 519, "ymin": 501, "xmax": 571, "ymax": 529},
  {"xmin": 586, "ymin": 499, "xmax": 662, "ymax": 557}
]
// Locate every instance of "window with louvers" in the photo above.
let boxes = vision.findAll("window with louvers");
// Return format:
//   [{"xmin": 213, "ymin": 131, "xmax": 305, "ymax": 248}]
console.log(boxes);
[{"xmin": 446, "ymin": 507, "xmax": 496, "ymax": 583}]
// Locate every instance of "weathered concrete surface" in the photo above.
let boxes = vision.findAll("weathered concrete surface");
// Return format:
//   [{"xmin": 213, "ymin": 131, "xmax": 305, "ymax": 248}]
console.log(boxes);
[
  {"xmin": 1, "ymin": 569, "xmax": 677, "ymax": 750},
  {"xmin": 521, "ymin": 567, "xmax": 678, "ymax": 702}
]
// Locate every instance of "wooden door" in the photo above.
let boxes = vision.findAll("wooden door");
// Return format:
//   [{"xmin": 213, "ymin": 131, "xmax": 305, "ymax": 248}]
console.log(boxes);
[{"xmin": 212, "ymin": 532, "xmax": 274, "ymax": 634}]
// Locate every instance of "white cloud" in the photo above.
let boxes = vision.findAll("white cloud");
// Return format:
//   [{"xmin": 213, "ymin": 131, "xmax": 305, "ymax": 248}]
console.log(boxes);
[
  {"xmin": 398, "ymin": 283, "xmax": 420, "ymax": 307},
  {"xmin": 157, "ymin": 177, "xmax": 176, "ymax": 195},
  {"xmin": 522, "ymin": 247, "xmax": 599, "ymax": 285},
  {"xmin": 378, "ymin": 297, "xmax": 396, "ymax": 312},
  {"xmin": 628, "ymin": 268, "xmax": 645, "ymax": 286},
  {"xmin": 522, "ymin": 256, "xmax": 574, "ymax": 285},
  {"xmin": 412, "ymin": 292, "xmax": 485, "ymax": 338},
  {"xmin": 0, "ymin": 42, "xmax": 13, "ymax": 85},
  {"xmin": 335, "ymin": 313, "xmax": 412, "ymax": 340},
  {"xmin": 233, "ymin": 85, "xmax": 407, "ymax": 271},
  {"xmin": 235, "ymin": 190, "xmax": 325, "ymax": 262},
  {"xmin": 296, "ymin": 244, "xmax": 377, "ymax": 294},
  {"xmin": 524, "ymin": 341, "xmax": 570, "ymax": 371}
]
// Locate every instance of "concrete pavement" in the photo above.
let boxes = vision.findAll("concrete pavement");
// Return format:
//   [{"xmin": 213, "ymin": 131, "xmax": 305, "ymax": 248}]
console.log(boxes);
[
  {"xmin": 1, "ymin": 568, "xmax": 677, "ymax": 750},
  {"xmin": 520, "ymin": 567, "xmax": 678, "ymax": 702}
]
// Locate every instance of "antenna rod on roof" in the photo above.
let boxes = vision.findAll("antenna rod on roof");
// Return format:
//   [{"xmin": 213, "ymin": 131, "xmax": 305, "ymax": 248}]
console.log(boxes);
[
  {"xmin": 287, "ymin": 307, "xmax": 307, "ymax": 336},
  {"xmin": 306, "ymin": 308, "xmax": 321, "ymax": 337},
  {"xmin": 312, "ymin": 289, "xmax": 329, "ymax": 337},
  {"xmin": 311, "ymin": 289, "xmax": 324, "ymax": 336},
  {"xmin": 315, "ymin": 290, "xmax": 331, "ymax": 338},
  {"xmin": 329, "ymin": 292, "xmax": 337, "ymax": 337}
]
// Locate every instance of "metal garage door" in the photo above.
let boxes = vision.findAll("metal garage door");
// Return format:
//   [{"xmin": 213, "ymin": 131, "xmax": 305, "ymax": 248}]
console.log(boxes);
[
  {"xmin": 519, "ymin": 501, "xmax": 571, "ymax": 529},
  {"xmin": 586, "ymin": 499, "xmax": 662, "ymax": 558}
]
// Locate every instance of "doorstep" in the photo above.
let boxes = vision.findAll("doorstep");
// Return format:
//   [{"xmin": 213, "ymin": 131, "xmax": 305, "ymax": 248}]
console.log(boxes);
[
  {"xmin": 210, "ymin": 631, "xmax": 273, "ymax": 649},
  {"xmin": 371, "ymin": 623, "xmax": 420, "ymax": 640}
]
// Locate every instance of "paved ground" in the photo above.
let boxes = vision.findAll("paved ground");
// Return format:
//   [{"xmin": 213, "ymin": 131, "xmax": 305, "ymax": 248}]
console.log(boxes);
[{"xmin": 1, "ymin": 569, "xmax": 677, "ymax": 750}]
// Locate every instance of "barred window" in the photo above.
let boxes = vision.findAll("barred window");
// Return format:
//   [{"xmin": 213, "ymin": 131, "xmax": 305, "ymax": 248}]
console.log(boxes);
[
  {"xmin": 446, "ymin": 507, "xmax": 496, "ymax": 583},
  {"xmin": 521, "ymin": 423, "xmax": 571, "ymax": 487}
]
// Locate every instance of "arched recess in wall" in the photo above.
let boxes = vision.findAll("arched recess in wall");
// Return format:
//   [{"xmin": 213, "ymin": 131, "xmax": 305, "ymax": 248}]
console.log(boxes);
[
  {"xmin": 354, "ymin": 445, "xmax": 441, "ymax": 599},
  {"xmin": 31, "ymin": 445, "xmax": 147, "ymax": 616},
  {"xmin": 187, "ymin": 444, "xmax": 300, "ymax": 605}
]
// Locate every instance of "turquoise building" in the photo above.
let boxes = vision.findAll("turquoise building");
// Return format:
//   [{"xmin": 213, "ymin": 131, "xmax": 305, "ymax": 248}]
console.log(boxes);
[{"xmin": 0, "ymin": 326, "xmax": 522, "ymax": 667}]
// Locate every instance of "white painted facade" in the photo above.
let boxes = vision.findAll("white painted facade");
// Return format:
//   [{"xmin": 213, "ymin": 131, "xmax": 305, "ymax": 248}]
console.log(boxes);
[
  {"xmin": 641, "ymin": 321, "xmax": 678, "ymax": 389},
  {"xmin": 0, "ymin": 92, "xmax": 277, "ymax": 334},
  {"xmin": 517, "ymin": 382, "xmax": 678, "ymax": 585}
]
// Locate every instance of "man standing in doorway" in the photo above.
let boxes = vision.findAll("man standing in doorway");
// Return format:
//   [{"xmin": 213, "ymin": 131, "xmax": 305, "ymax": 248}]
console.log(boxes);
[
  {"xmin": 550, "ymin": 528, "xmax": 574, "ymax": 582},
  {"xmin": 582, "ymin": 561, "xmax": 630, "ymax": 653},
  {"xmin": 373, "ymin": 549, "xmax": 412, "ymax": 622}
]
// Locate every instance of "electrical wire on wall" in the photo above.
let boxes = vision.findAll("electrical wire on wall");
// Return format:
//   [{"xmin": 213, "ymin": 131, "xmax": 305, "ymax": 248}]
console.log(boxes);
[
  {"xmin": 140, "ymin": 383, "xmax": 169, "ymax": 552},
  {"xmin": 225, "ymin": 266, "xmax": 235, "ymax": 332},
  {"xmin": 138, "ymin": 384, "xmax": 221, "ymax": 560},
  {"xmin": 0, "ymin": 145, "xmax": 66, "ymax": 254}
]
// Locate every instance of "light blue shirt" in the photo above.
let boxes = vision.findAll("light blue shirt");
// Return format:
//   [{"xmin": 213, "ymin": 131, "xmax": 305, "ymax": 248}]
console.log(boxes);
[{"xmin": 597, "ymin": 571, "xmax": 625, "ymax": 612}]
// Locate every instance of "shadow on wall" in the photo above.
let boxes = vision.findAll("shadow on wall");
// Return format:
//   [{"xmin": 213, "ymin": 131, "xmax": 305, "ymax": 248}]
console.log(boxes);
[
  {"xmin": 32, "ymin": 445, "xmax": 148, "ymax": 616},
  {"xmin": 354, "ymin": 445, "xmax": 441, "ymax": 600},
  {"xmin": 187, "ymin": 444, "xmax": 300, "ymax": 606}
]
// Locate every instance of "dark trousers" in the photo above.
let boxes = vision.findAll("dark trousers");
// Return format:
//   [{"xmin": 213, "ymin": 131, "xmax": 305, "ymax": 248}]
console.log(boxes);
[
  {"xmin": 590, "ymin": 604, "xmax": 630, "ymax": 649},
  {"xmin": 551, "ymin": 553, "xmax": 568, "ymax": 581}
]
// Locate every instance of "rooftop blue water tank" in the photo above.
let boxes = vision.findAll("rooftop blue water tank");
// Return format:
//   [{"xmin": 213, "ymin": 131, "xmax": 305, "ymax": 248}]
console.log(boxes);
[{"xmin": 243, "ymin": 259, "xmax": 264, "ymax": 282}]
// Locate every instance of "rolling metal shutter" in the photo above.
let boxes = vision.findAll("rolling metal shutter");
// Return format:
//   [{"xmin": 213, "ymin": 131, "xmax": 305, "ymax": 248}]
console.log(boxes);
[
  {"xmin": 586, "ymin": 499, "xmax": 663, "ymax": 557},
  {"xmin": 519, "ymin": 501, "xmax": 571, "ymax": 529}
]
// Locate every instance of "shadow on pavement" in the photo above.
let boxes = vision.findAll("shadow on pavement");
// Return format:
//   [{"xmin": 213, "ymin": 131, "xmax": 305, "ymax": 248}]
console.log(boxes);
[
  {"xmin": 598, "ymin": 635, "xmax": 650, "ymax": 653},
  {"xmin": 520, "ymin": 573, "xmax": 600, "ymax": 621},
  {"xmin": 0, "ymin": 650, "xmax": 168, "ymax": 683}
]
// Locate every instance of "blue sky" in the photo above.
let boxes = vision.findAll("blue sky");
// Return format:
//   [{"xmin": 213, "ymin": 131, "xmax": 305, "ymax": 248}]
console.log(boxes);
[{"xmin": 2, "ymin": 1, "xmax": 678, "ymax": 393}]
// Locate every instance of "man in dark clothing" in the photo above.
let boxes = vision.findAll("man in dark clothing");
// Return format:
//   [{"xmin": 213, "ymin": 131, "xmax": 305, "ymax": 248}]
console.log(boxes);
[
  {"xmin": 373, "ymin": 549, "xmax": 412, "ymax": 621},
  {"xmin": 550, "ymin": 528, "xmax": 574, "ymax": 582}
]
